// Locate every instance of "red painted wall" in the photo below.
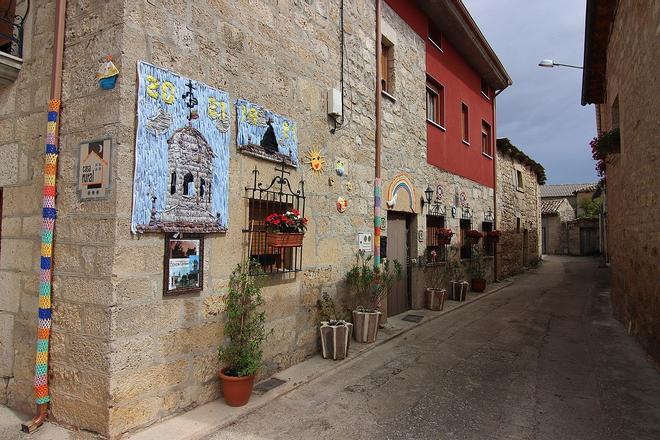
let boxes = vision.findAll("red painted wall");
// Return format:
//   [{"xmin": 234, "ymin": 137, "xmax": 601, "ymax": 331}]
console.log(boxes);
[{"xmin": 386, "ymin": 0, "xmax": 496, "ymax": 188}]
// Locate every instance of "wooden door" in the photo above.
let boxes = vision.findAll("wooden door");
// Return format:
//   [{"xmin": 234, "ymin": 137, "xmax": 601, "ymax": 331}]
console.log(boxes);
[
  {"xmin": 580, "ymin": 227, "xmax": 599, "ymax": 255},
  {"xmin": 386, "ymin": 213, "xmax": 410, "ymax": 317},
  {"xmin": 523, "ymin": 229, "xmax": 529, "ymax": 266}
]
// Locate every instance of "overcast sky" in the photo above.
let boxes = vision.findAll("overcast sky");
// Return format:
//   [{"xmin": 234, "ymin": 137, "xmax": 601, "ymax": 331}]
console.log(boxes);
[{"xmin": 463, "ymin": 0, "xmax": 598, "ymax": 184}]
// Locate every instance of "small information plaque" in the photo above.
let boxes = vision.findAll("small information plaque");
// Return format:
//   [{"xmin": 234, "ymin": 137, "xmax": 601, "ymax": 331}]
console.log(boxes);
[{"xmin": 77, "ymin": 138, "xmax": 111, "ymax": 200}]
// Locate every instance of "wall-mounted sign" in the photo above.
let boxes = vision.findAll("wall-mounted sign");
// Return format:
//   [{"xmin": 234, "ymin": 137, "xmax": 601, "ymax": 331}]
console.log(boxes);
[
  {"xmin": 164, "ymin": 233, "xmax": 204, "ymax": 296},
  {"xmin": 436, "ymin": 185, "xmax": 444, "ymax": 200},
  {"xmin": 418, "ymin": 230, "xmax": 424, "ymax": 242},
  {"xmin": 358, "ymin": 232, "xmax": 372, "ymax": 252},
  {"xmin": 77, "ymin": 138, "xmax": 112, "ymax": 200}
]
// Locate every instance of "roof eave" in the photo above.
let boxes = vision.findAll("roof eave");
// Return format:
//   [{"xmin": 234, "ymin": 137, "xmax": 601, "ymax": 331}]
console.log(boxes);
[
  {"xmin": 417, "ymin": 0, "xmax": 512, "ymax": 91},
  {"xmin": 581, "ymin": 0, "xmax": 618, "ymax": 105}
]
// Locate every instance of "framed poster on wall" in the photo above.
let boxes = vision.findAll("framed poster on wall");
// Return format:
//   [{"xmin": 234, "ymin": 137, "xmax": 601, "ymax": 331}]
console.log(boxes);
[{"xmin": 163, "ymin": 234, "xmax": 204, "ymax": 296}]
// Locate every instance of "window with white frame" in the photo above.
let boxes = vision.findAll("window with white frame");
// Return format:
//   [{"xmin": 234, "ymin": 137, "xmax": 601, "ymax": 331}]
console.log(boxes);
[
  {"xmin": 426, "ymin": 79, "xmax": 445, "ymax": 127},
  {"xmin": 481, "ymin": 121, "xmax": 492, "ymax": 157}
]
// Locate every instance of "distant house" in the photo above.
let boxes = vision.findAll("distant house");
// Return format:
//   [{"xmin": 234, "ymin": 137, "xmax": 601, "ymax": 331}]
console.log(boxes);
[{"xmin": 540, "ymin": 183, "xmax": 600, "ymax": 255}]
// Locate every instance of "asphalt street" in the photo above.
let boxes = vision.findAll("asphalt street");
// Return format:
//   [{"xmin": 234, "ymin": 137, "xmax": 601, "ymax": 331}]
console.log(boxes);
[{"xmin": 208, "ymin": 255, "xmax": 660, "ymax": 440}]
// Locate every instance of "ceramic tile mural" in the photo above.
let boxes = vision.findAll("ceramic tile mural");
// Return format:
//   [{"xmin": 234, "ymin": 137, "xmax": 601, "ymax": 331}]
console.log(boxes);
[
  {"xmin": 131, "ymin": 61, "xmax": 231, "ymax": 233},
  {"xmin": 236, "ymin": 98, "xmax": 299, "ymax": 167}
]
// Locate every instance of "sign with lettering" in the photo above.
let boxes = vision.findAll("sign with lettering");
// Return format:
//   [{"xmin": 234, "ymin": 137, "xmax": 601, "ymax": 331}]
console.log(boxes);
[
  {"xmin": 77, "ymin": 138, "xmax": 111, "ymax": 200},
  {"xmin": 358, "ymin": 232, "xmax": 372, "ymax": 253}
]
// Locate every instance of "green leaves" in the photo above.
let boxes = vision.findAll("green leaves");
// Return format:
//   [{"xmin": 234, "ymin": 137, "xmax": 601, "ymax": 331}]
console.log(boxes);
[{"xmin": 218, "ymin": 260, "xmax": 270, "ymax": 377}]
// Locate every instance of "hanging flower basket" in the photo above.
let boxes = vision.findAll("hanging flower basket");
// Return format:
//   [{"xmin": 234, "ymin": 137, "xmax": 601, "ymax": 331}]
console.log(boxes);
[
  {"xmin": 265, "ymin": 210, "xmax": 307, "ymax": 248},
  {"xmin": 486, "ymin": 230, "xmax": 501, "ymax": 243},
  {"xmin": 465, "ymin": 229, "xmax": 482, "ymax": 245},
  {"xmin": 437, "ymin": 228, "xmax": 454, "ymax": 245},
  {"xmin": 266, "ymin": 232, "xmax": 304, "ymax": 248}
]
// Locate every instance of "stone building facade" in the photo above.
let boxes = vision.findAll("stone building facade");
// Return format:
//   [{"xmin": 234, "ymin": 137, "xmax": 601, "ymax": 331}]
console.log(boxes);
[
  {"xmin": 541, "ymin": 198, "xmax": 575, "ymax": 255},
  {"xmin": 495, "ymin": 138, "xmax": 544, "ymax": 279},
  {"xmin": 582, "ymin": 0, "xmax": 660, "ymax": 361},
  {"xmin": 0, "ymin": 0, "xmax": 509, "ymax": 437}
]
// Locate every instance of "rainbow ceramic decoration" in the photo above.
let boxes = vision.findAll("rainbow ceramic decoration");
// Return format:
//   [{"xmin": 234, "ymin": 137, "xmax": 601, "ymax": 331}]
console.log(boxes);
[{"xmin": 387, "ymin": 173, "xmax": 416, "ymax": 213}]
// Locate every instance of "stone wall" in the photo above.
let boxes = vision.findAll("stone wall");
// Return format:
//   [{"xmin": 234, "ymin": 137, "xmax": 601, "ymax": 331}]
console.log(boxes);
[
  {"xmin": 495, "ymin": 148, "xmax": 541, "ymax": 278},
  {"xmin": 542, "ymin": 199, "xmax": 574, "ymax": 255},
  {"xmin": 1, "ymin": 0, "xmax": 497, "ymax": 437},
  {"xmin": 595, "ymin": 2, "xmax": 660, "ymax": 361}
]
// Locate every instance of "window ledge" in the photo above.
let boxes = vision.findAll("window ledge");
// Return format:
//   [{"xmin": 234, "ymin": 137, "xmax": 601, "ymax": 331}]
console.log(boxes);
[
  {"xmin": 481, "ymin": 91, "xmax": 491, "ymax": 100},
  {"xmin": 381, "ymin": 90, "xmax": 396, "ymax": 102},
  {"xmin": 516, "ymin": 188, "xmax": 524, "ymax": 193},
  {"xmin": 482, "ymin": 152, "xmax": 493, "ymax": 159},
  {"xmin": 462, "ymin": 140, "xmax": 470, "ymax": 146},
  {"xmin": 427, "ymin": 120, "xmax": 446, "ymax": 131},
  {"xmin": 0, "ymin": 51, "xmax": 23, "ymax": 86}
]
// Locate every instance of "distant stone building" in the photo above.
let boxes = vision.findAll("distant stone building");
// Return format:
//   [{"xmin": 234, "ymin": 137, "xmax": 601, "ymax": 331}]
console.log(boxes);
[
  {"xmin": 540, "ymin": 199, "xmax": 575, "ymax": 254},
  {"xmin": 582, "ymin": 0, "xmax": 660, "ymax": 361},
  {"xmin": 539, "ymin": 182, "xmax": 600, "ymax": 255},
  {"xmin": 495, "ymin": 138, "xmax": 545, "ymax": 279}
]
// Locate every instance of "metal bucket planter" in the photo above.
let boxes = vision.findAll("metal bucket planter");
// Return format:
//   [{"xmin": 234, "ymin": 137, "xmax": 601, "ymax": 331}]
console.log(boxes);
[
  {"xmin": 352, "ymin": 310, "xmax": 381, "ymax": 343},
  {"xmin": 425, "ymin": 288, "xmax": 446, "ymax": 311},
  {"xmin": 449, "ymin": 281, "xmax": 468, "ymax": 302},
  {"xmin": 320, "ymin": 321, "xmax": 353, "ymax": 360}
]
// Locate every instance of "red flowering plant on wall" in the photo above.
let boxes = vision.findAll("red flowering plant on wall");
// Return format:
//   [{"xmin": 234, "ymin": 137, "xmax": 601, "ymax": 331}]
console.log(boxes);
[
  {"xmin": 265, "ymin": 210, "xmax": 308, "ymax": 234},
  {"xmin": 590, "ymin": 128, "xmax": 620, "ymax": 178},
  {"xmin": 437, "ymin": 228, "xmax": 454, "ymax": 241},
  {"xmin": 465, "ymin": 230, "xmax": 483, "ymax": 239}
]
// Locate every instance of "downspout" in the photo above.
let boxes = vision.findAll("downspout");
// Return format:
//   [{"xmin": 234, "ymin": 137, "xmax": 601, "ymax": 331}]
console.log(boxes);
[
  {"xmin": 492, "ymin": 88, "xmax": 502, "ymax": 281},
  {"xmin": 21, "ymin": 0, "xmax": 66, "ymax": 433},
  {"xmin": 373, "ymin": 0, "xmax": 382, "ymax": 269}
]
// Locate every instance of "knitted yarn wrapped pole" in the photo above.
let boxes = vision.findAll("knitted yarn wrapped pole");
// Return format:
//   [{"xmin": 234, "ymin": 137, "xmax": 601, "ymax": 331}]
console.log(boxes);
[{"xmin": 34, "ymin": 99, "xmax": 61, "ymax": 406}]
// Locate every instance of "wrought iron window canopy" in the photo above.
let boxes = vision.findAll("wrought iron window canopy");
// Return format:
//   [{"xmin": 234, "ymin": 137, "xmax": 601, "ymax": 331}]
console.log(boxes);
[
  {"xmin": 461, "ymin": 204, "xmax": 473, "ymax": 219},
  {"xmin": 243, "ymin": 162, "xmax": 306, "ymax": 275},
  {"xmin": 428, "ymin": 202, "xmax": 446, "ymax": 217}
]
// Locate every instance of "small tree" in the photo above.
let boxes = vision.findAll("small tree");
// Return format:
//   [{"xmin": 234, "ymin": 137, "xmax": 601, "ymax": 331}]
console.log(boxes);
[
  {"xmin": 468, "ymin": 248, "xmax": 487, "ymax": 280},
  {"xmin": 218, "ymin": 261, "xmax": 269, "ymax": 377},
  {"xmin": 346, "ymin": 251, "xmax": 402, "ymax": 312},
  {"xmin": 578, "ymin": 198, "xmax": 602, "ymax": 219}
]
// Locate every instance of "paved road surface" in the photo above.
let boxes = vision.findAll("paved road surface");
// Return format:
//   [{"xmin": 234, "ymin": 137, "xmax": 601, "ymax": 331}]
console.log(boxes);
[{"xmin": 208, "ymin": 256, "xmax": 660, "ymax": 440}]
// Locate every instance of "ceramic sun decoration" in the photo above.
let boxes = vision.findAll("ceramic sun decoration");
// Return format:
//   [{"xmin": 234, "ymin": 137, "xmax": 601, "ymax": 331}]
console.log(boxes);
[
  {"xmin": 304, "ymin": 148, "xmax": 325, "ymax": 175},
  {"xmin": 97, "ymin": 55, "xmax": 119, "ymax": 90}
]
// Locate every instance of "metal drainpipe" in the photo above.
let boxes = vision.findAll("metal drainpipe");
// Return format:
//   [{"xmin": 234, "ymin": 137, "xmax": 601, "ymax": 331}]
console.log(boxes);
[
  {"xmin": 21, "ymin": 0, "xmax": 66, "ymax": 433},
  {"xmin": 374, "ymin": 0, "xmax": 382, "ymax": 269},
  {"xmin": 492, "ymin": 89, "xmax": 501, "ymax": 281}
]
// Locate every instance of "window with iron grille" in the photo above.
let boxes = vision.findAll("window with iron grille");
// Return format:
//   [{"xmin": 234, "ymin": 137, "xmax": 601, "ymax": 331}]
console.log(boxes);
[
  {"xmin": 482, "ymin": 221, "xmax": 494, "ymax": 256},
  {"xmin": 426, "ymin": 215, "xmax": 447, "ymax": 262},
  {"xmin": 243, "ymin": 164, "xmax": 305, "ymax": 275},
  {"xmin": 460, "ymin": 219, "xmax": 472, "ymax": 259}
]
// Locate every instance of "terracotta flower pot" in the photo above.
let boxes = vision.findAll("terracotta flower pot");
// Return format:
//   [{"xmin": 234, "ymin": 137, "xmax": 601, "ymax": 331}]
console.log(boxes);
[
  {"xmin": 266, "ymin": 232, "xmax": 304, "ymax": 248},
  {"xmin": 352, "ymin": 310, "xmax": 381, "ymax": 343},
  {"xmin": 219, "ymin": 368, "xmax": 255, "ymax": 407},
  {"xmin": 425, "ymin": 288, "xmax": 446, "ymax": 311},
  {"xmin": 471, "ymin": 278, "xmax": 486, "ymax": 293},
  {"xmin": 320, "ymin": 321, "xmax": 353, "ymax": 360}
]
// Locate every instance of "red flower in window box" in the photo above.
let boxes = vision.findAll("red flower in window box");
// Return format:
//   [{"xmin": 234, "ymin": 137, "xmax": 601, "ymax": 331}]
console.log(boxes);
[
  {"xmin": 465, "ymin": 229, "xmax": 482, "ymax": 245},
  {"xmin": 265, "ymin": 210, "xmax": 308, "ymax": 248},
  {"xmin": 436, "ymin": 228, "xmax": 454, "ymax": 245},
  {"xmin": 486, "ymin": 230, "xmax": 501, "ymax": 243}
]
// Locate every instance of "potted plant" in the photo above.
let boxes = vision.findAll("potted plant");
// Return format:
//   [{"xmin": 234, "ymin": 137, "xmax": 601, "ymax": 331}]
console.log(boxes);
[
  {"xmin": 346, "ymin": 251, "xmax": 401, "ymax": 343},
  {"xmin": 218, "ymin": 260, "xmax": 269, "ymax": 407},
  {"xmin": 265, "ymin": 209, "xmax": 308, "ymax": 248},
  {"xmin": 424, "ymin": 262, "xmax": 447, "ymax": 311},
  {"xmin": 486, "ymin": 230, "xmax": 501, "ymax": 243},
  {"xmin": 317, "ymin": 292, "xmax": 353, "ymax": 360},
  {"xmin": 437, "ymin": 228, "xmax": 454, "ymax": 245},
  {"xmin": 465, "ymin": 229, "xmax": 483, "ymax": 245},
  {"xmin": 469, "ymin": 248, "xmax": 487, "ymax": 293},
  {"xmin": 447, "ymin": 258, "xmax": 468, "ymax": 302}
]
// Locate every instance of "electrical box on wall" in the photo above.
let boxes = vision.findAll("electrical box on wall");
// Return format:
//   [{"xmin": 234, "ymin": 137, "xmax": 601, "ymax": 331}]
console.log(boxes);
[{"xmin": 327, "ymin": 88, "xmax": 342, "ymax": 117}]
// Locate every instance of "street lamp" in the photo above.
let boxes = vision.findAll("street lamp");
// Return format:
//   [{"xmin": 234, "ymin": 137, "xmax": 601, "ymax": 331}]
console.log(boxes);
[
  {"xmin": 421, "ymin": 185, "xmax": 434, "ymax": 209},
  {"xmin": 538, "ymin": 59, "xmax": 583, "ymax": 69}
]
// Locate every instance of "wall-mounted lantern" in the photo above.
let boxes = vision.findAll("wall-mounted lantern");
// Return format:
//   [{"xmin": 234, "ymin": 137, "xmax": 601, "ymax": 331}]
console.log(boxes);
[{"xmin": 421, "ymin": 185, "xmax": 434, "ymax": 210}]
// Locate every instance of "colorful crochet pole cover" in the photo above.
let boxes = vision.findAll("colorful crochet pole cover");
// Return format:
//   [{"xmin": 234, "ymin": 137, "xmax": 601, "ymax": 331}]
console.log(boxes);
[{"xmin": 34, "ymin": 99, "xmax": 60, "ymax": 405}]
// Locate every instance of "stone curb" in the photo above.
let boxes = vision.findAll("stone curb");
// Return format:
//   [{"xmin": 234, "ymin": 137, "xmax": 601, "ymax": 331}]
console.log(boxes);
[{"xmin": 129, "ymin": 281, "xmax": 513, "ymax": 440}]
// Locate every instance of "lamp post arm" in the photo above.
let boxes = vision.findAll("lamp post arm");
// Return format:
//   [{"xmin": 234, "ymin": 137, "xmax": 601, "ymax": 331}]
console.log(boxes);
[{"xmin": 554, "ymin": 62, "xmax": 583, "ymax": 70}]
